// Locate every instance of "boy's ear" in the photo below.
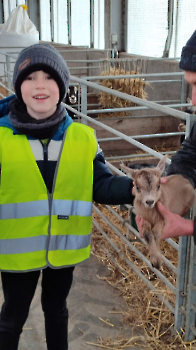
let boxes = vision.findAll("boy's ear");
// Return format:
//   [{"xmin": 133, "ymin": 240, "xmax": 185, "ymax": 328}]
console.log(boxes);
[
  {"xmin": 120, "ymin": 162, "xmax": 136, "ymax": 179},
  {"xmin": 156, "ymin": 155, "xmax": 167, "ymax": 174}
]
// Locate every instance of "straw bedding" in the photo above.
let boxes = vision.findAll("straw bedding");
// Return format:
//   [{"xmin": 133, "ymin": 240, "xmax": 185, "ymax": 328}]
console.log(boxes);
[{"xmin": 91, "ymin": 204, "xmax": 196, "ymax": 349}]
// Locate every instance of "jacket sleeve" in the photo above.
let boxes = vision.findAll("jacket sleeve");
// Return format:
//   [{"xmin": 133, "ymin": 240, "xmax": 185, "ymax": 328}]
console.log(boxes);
[
  {"xmin": 167, "ymin": 121, "xmax": 196, "ymax": 188},
  {"xmin": 93, "ymin": 150, "xmax": 134, "ymax": 205}
]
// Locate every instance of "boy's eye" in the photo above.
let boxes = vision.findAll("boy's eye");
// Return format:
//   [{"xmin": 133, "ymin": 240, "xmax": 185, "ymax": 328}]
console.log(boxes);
[
  {"xmin": 26, "ymin": 76, "xmax": 33, "ymax": 80},
  {"xmin": 46, "ymin": 75, "xmax": 52, "ymax": 80}
]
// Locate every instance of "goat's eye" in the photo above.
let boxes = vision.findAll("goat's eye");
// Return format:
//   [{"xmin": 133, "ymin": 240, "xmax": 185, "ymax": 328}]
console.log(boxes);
[
  {"xmin": 157, "ymin": 185, "xmax": 161, "ymax": 190},
  {"xmin": 136, "ymin": 186, "xmax": 141, "ymax": 192}
]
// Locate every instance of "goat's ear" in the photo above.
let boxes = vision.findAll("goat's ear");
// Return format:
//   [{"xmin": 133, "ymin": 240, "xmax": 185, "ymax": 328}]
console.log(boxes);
[
  {"xmin": 120, "ymin": 162, "xmax": 136, "ymax": 179},
  {"xmin": 156, "ymin": 155, "xmax": 167, "ymax": 174}
]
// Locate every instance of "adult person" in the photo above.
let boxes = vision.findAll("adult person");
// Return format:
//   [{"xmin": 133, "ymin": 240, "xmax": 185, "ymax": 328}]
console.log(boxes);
[
  {"xmin": 0, "ymin": 43, "xmax": 134, "ymax": 350},
  {"xmin": 136, "ymin": 30, "xmax": 196, "ymax": 242}
]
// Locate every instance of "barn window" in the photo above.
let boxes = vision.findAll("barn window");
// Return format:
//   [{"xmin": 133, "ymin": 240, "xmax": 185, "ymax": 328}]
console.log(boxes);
[
  {"xmin": 52, "ymin": 0, "xmax": 68, "ymax": 44},
  {"xmin": 127, "ymin": 0, "xmax": 168, "ymax": 57},
  {"xmin": 70, "ymin": 0, "xmax": 90, "ymax": 46},
  {"xmin": 40, "ymin": 0, "xmax": 51, "ymax": 42},
  {"xmin": 94, "ymin": 0, "xmax": 105, "ymax": 49},
  {"xmin": 169, "ymin": 0, "xmax": 196, "ymax": 58}
]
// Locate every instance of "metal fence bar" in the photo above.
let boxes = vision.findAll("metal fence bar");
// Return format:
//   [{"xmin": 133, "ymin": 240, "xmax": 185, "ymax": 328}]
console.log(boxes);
[
  {"xmin": 105, "ymin": 152, "xmax": 176, "ymax": 161},
  {"xmin": 184, "ymin": 240, "xmax": 196, "ymax": 341},
  {"xmin": 147, "ymin": 79, "xmax": 181, "ymax": 83},
  {"xmin": 84, "ymin": 72, "xmax": 184, "ymax": 81},
  {"xmin": 87, "ymin": 103, "xmax": 191, "ymax": 115},
  {"xmin": 80, "ymin": 84, "xmax": 87, "ymax": 125},
  {"xmin": 98, "ymin": 132, "xmax": 184, "ymax": 142},
  {"xmin": 69, "ymin": 66, "xmax": 101, "ymax": 70},
  {"xmin": 5, "ymin": 56, "xmax": 12, "ymax": 96}
]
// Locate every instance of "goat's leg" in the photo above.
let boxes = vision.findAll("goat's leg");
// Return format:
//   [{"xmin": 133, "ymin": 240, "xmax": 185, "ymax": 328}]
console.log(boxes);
[
  {"xmin": 142, "ymin": 220, "xmax": 161, "ymax": 269},
  {"xmin": 151, "ymin": 221, "xmax": 164, "ymax": 269}
]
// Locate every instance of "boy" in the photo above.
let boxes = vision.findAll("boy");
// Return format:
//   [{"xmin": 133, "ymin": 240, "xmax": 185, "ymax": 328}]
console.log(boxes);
[{"xmin": 0, "ymin": 43, "xmax": 134, "ymax": 350}]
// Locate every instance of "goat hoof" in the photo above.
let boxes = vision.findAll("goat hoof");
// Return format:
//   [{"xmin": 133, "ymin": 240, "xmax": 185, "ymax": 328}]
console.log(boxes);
[
  {"xmin": 151, "ymin": 258, "xmax": 162, "ymax": 270},
  {"xmin": 151, "ymin": 262, "xmax": 160, "ymax": 270}
]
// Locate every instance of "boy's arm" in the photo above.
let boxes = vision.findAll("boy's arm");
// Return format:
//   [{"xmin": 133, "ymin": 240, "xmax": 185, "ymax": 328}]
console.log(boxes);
[{"xmin": 93, "ymin": 151, "xmax": 134, "ymax": 205}]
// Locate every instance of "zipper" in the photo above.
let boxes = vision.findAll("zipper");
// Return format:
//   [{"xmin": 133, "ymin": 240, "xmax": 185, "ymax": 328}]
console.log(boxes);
[
  {"xmin": 39, "ymin": 140, "xmax": 52, "ymax": 265},
  {"xmin": 43, "ymin": 132, "xmax": 68, "ymax": 266},
  {"xmin": 42, "ymin": 143, "xmax": 48, "ymax": 187}
]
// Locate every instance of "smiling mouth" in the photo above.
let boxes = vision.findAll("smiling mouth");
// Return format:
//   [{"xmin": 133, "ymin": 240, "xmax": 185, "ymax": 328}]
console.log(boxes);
[{"xmin": 33, "ymin": 95, "xmax": 49, "ymax": 99}]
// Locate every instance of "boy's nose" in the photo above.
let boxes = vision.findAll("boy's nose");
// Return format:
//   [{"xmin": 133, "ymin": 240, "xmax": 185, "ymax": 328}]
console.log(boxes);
[{"xmin": 35, "ymin": 78, "xmax": 46, "ymax": 88}]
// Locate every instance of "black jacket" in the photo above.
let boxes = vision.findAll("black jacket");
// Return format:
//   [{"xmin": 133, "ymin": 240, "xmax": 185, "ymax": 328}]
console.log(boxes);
[{"xmin": 167, "ymin": 122, "xmax": 196, "ymax": 188}]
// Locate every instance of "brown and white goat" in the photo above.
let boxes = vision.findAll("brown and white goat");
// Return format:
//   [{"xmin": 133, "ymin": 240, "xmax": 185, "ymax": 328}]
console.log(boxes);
[{"xmin": 121, "ymin": 156, "xmax": 195, "ymax": 269}]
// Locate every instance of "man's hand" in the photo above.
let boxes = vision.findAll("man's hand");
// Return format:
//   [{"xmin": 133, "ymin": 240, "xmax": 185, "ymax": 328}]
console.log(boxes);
[
  {"xmin": 156, "ymin": 202, "xmax": 193, "ymax": 239},
  {"xmin": 135, "ymin": 201, "xmax": 194, "ymax": 240}
]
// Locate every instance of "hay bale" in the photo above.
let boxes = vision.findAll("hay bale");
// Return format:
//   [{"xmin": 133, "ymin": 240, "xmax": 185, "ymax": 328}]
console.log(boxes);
[{"xmin": 98, "ymin": 67, "xmax": 148, "ymax": 118}]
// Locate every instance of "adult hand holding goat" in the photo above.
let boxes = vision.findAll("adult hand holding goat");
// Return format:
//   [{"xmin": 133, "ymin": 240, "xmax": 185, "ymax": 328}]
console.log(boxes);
[
  {"xmin": 121, "ymin": 155, "xmax": 195, "ymax": 269},
  {"xmin": 136, "ymin": 202, "xmax": 194, "ymax": 240}
]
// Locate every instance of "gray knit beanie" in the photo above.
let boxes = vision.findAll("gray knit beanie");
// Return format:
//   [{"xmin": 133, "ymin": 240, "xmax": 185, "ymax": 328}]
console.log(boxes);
[
  {"xmin": 179, "ymin": 30, "xmax": 196, "ymax": 72},
  {"xmin": 13, "ymin": 43, "xmax": 70, "ymax": 104}
]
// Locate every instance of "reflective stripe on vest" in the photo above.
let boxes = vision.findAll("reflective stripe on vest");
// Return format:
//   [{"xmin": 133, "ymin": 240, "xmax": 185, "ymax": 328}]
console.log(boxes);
[
  {"xmin": 0, "ymin": 199, "xmax": 92, "ymax": 219},
  {"xmin": 0, "ymin": 123, "xmax": 97, "ymax": 271},
  {"xmin": 0, "ymin": 233, "xmax": 91, "ymax": 254}
]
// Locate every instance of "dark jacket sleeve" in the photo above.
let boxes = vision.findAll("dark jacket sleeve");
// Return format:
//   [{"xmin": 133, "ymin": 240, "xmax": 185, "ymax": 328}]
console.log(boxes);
[
  {"xmin": 167, "ymin": 121, "xmax": 196, "ymax": 188},
  {"xmin": 93, "ymin": 151, "xmax": 134, "ymax": 205}
]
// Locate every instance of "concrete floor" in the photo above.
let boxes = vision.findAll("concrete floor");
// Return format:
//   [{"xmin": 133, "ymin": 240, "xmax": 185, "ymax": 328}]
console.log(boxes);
[{"xmin": 0, "ymin": 255, "xmax": 144, "ymax": 350}]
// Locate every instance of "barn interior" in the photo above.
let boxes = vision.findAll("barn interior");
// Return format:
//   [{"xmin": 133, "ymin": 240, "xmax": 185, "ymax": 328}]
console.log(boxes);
[{"xmin": 0, "ymin": 1, "xmax": 196, "ymax": 350}]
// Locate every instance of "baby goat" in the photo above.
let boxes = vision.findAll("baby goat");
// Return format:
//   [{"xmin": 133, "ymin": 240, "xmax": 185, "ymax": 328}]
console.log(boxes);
[{"xmin": 121, "ymin": 156, "xmax": 195, "ymax": 269}]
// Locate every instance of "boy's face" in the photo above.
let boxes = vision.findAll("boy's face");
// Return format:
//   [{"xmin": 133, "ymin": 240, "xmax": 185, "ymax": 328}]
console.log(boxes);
[
  {"xmin": 21, "ymin": 70, "xmax": 60, "ymax": 120},
  {"xmin": 185, "ymin": 71, "xmax": 196, "ymax": 106}
]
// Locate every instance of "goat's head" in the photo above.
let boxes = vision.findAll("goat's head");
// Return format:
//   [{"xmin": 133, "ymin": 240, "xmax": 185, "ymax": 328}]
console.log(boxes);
[{"xmin": 120, "ymin": 155, "xmax": 167, "ymax": 209}]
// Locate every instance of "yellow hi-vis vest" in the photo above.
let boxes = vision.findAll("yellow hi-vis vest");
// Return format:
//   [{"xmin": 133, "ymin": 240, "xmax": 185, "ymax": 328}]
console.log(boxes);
[{"xmin": 0, "ymin": 122, "xmax": 97, "ymax": 272}]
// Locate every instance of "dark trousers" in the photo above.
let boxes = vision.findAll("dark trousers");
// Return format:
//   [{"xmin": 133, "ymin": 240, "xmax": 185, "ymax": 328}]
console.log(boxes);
[{"xmin": 0, "ymin": 266, "xmax": 74, "ymax": 350}]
